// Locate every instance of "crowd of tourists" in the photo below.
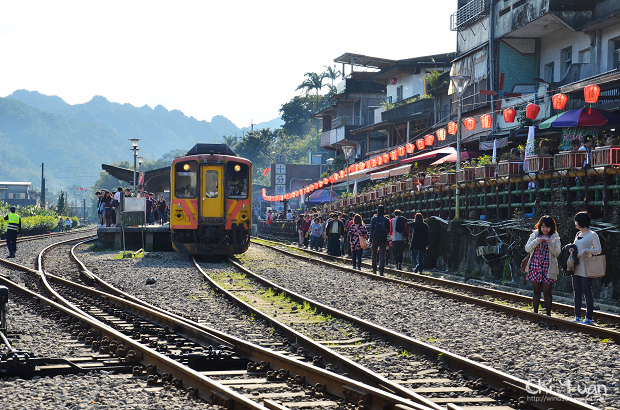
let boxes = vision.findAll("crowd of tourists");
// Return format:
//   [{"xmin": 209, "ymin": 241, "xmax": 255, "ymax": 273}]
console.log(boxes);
[
  {"xmin": 263, "ymin": 205, "xmax": 429, "ymax": 276},
  {"xmin": 95, "ymin": 187, "xmax": 168, "ymax": 227}
]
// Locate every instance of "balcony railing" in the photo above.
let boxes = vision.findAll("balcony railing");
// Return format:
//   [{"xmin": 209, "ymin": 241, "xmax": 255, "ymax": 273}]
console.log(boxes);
[
  {"xmin": 381, "ymin": 98, "xmax": 433, "ymax": 122},
  {"xmin": 450, "ymin": 0, "xmax": 489, "ymax": 31},
  {"xmin": 332, "ymin": 116, "xmax": 364, "ymax": 129}
]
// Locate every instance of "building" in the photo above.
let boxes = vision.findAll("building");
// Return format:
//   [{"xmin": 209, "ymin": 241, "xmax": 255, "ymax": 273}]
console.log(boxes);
[{"xmin": 0, "ymin": 182, "xmax": 37, "ymax": 207}]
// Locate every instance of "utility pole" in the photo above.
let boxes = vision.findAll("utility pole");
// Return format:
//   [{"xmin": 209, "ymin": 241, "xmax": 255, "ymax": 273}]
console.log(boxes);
[{"xmin": 41, "ymin": 163, "xmax": 46, "ymax": 208}]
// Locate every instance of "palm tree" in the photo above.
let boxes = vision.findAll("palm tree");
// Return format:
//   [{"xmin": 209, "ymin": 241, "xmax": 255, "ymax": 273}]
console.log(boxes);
[
  {"xmin": 297, "ymin": 72, "xmax": 325, "ymax": 149},
  {"xmin": 222, "ymin": 135, "xmax": 237, "ymax": 149},
  {"xmin": 296, "ymin": 72, "xmax": 324, "ymax": 111},
  {"xmin": 322, "ymin": 65, "xmax": 341, "ymax": 88}
]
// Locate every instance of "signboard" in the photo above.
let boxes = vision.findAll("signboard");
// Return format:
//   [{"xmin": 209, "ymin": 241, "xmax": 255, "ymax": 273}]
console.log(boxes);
[
  {"xmin": 275, "ymin": 164, "xmax": 286, "ymax": 174},
  {"xmin": 275, "ymin": 175, "xmax": 286, "ymax": 185},
  {"xmin": 275, "ymin": 185, "xmax": 286, "ymax": 195},
  {"xmin": 276, "ymin": 154, "xmax": 286, "ymax": 163}
]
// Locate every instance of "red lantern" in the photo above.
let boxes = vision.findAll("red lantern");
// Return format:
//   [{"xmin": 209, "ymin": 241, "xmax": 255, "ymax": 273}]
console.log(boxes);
[
  {"xmin": 390, "ymin": 77, "xmax": 397, "ymax": 85},
  {"xmin": 389, "ymin": 150, "xmax": 397, "ymax": 161},
  {"xmin": 406, "ymin": 143, "xmax": 415, "ymax": 153},
  {"xmin": 359, "ymin": 162, "xmax": 366, "ymax": 170},
  {"xmin": 313, "ymin": 182, "xmax": 319, "ymax": 190},
  {"xmin": 503, "ymin": 107, "xmax": 516, "ymax": 123},
  {"xmin": 365, "ymin": 160, "xmax": 372, "ymax": 169},
  {"xmin": 333, "ymin": 173, "xmax": 339, "ymax": 181},
  {"xmin": 279, "ymin": 195, "xmax": 283, "ymax": 201},
  {"xmin": 584, "ymin": 84, "xmax": 600, "ymax": 104},
  {"xmin": 552, "ymin": 93, "xmax": 568, "ymax": 110},
  {"xmin": 323, "ymin": 177, "xmax": 329, "ymax": 185},
  {"xmin": 376, "ymin": 155, "xmax": 383, "ymax": 166},
  {"xmin": 371, "ymin": 158, "xmax": 377, "ymax": 167},
  {"xmin": 436, "ymin": 128, "xmax": 447, "ymax": 141},
  {"xmin": 424, "ymin": 134, "xmax": 435, "ymax": 146},
  {"xmin": 447, "ymin": 121, "xmax": 458, "ymax": 135},
  {"xmin": 382, "ymin": 153, "xmax": 390, "ymax": 163},
  {"xmin": 349, "ymin": 165, "xmax": 356, "ymax": 173},
  {"xmin": 339, "ymin": 170, "xmax": 345, "ymax": 178},
  {"xmin": 329, "ymin": 176, "xmax": 335, "ymax": 184},
  {"xmin": 480, "ymin": 114, "xmax": 492, "ymax": 129},
  {"xmin": 416, "ymin": 139, "xmax": 425, "ymax": 150},
  {"xmin": 397, "ymin": 146, "xmax": 406, "ymax": 157},
  {"xmin": 526, "ymin": 103, "xmax": 540, "ymax": 120},
  {"xmin": 318, "ymin": 181, "xmax": 323, "ymax": 188},
  {"xmin": 463, "ymin": 117, "xmax": 476, "ymax": 131}
]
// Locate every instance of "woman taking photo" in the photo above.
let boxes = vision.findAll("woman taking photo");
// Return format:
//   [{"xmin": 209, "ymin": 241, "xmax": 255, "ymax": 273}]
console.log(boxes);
[
  {"xmin": 570, "ymin": 211, "xmax": 602, "ymax": 324},
  {"xmin": 348, "ymin": 214, "xmax": 368, "ymax": 271},
  {"xmin": 524, "ymin": 215, "xmax": 561, "ymax": 316}
]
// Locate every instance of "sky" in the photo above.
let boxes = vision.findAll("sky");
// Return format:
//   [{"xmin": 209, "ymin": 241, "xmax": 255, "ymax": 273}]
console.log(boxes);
[{"xmin": 0, "ymin": 1, "xmax": 457, "ymax": 128}]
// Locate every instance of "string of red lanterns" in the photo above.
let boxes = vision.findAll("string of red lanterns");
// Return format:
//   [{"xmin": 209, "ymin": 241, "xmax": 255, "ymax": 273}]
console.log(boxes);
[{"xmin": 262, "ymin": 84, "xmax": 601, "ymax": 202}]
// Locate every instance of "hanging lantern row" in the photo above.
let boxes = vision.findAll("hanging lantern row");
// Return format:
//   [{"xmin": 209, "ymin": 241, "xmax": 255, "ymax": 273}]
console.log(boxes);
[{"xmin": 264, "ymin": 86, "xmax": 605, "ymax": 201}]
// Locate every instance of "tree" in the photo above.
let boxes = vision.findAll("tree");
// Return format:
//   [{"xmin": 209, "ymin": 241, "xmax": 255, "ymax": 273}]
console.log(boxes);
[
  {"xmin": 234, "ymin": 128, "xmax": 278, "ymax": 186},
  {"xmin": 322, "ymin": 65, "xmax": 341, "ymax": 88},
  {"xmin": 279, "ymin": 95, "xmax": 324, "ymax": 137},
  {"xmin": 57, "ymin": 191, "xmax": 67, "ymax": 216},
  {"xmin": 296, "ymin": 72, "xmax": 324, "ymax": 111},
  {"xmin": 222, "ymin": 135, "xmax": 238, "ymax": 150}
]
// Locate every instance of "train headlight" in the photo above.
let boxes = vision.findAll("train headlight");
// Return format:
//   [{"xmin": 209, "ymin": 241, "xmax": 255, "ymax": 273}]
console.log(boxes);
[
  {"xmin": 183, "ymin": 163, "xmax": 190, "ymax": 171},
  {"xmin": 234, "ymin": 165, "xmax": 241, "ymax": 172}
]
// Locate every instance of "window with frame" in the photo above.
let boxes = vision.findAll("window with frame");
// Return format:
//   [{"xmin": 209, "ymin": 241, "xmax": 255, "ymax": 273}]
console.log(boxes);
[
  {"xmin": 396, "ymin": 86, "xmax": 403, "ymax": 102},
  {"xmin": 545, "ymin": 62, "xmax": 555, "ymax": 83},
  {"xmin": 174, "ymin": 161, "xmax": 198, "ymax": 198},
  {"xmin": 613, "ymin": 40, "xmax": 620, "ymax": 70},
  {"xmin": 562, "ymin": 47, "xmax": 572, "ymax": 77},
  {"xmin": 226, "ymin": 162, "xmax": 249, "ymax": 199}
]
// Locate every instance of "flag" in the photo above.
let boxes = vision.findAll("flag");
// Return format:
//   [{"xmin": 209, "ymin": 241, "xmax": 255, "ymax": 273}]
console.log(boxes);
[
  {"xmin": 525, "ymin": 126, "xmax": 536, "ymax": 159},
  {"xmin": 492, "ymin": 139, "xmax": 497, "ymax": 163},
  {"xmin": 353, "ymin": 179, "xmax": 358, "ymax": 196},
  {"xmin": 263, "ymin": 166, "xmax": 271, "ymax": 176}
]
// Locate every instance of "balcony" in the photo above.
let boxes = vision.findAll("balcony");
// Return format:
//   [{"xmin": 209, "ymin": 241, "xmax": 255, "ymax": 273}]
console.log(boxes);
[
  {"xmin": 450, "ymin": 0, "xmax": 489, "ymax": 31},
  {"xmin": 381, "ymin": 98, "xmax": 433, "ymax": 123},
  {"xmin": 332, "ymin": 116, "xmax": 364, "ymax": 129}
]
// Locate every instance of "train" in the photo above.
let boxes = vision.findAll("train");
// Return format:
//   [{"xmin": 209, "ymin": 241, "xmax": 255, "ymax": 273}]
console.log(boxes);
[{"xmin": 170, "ymin": 144, "xmax": 252, "ymax": 255}]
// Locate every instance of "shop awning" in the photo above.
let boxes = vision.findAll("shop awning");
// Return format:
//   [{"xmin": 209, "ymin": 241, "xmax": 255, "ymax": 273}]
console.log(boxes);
[
  {"xmin": 370, "ymin": 164, "xmax": 412, "ymax": 180},
  {"xmin": 400, "ymin": 146, "xmax": 457, "ymax": 164}
]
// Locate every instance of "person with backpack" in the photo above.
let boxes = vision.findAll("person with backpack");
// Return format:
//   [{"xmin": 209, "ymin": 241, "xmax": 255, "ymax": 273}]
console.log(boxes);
[
  {"xmin": 410, "ymin": 213, "xmax": 429, "ymax": 273},
  {"xmin": 390, "ymin": 209, "xmax": 409, "ymax": 270},
  {"xmin": 370, "ymin": 205, "xmax": 390, "ymax": 275}
]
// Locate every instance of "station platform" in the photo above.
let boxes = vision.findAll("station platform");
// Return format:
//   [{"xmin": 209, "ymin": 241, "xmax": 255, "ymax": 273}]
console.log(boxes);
[{"xmin": 97, "ymin": 225, "xmax": 172, "ymax": 251}]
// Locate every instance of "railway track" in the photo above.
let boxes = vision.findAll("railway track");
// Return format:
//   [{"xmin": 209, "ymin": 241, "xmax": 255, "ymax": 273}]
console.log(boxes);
[
  {"xmin": 1, "ymin": 235, "xmax": 439, "ymax": 409},
  {"xmin": 253, "ymin": 237, "xmax": 620, "ymax": 342}
]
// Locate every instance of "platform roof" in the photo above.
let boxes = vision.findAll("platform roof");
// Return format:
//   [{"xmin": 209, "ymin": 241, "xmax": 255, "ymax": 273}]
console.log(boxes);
[
  {"xmin": 101, "ymin": 164, "xmax": 170, "ymax": 194},
  {"xmin": 333, "ymin": 53, "xmax": 395, "ymax": 69}
]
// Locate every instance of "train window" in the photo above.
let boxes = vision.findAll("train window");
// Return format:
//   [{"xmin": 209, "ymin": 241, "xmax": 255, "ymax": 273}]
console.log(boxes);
[
  {"xmin": 204, "ymin": 171, "xmax": 219, "ymax": 198},
  {"xmin": 174, "ymin": 161, "xmax": 197, "ymax": 198},
  {"xmin": 227, "ymin": 162, "xmax": 249, "ymax": 199}
]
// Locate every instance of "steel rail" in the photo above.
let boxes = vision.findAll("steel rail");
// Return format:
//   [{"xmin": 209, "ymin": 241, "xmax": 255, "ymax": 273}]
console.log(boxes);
[
  {"xmin": 254, "ymin": 239, "xmax": 620, "ymax": 341},
  {"xmin": 27, "ymin": 235, "xmax": 273, "ymax": 409},
  {"xmin": 228, "ymin": 253, "xmax": 598, "ymax": 410},
  {"xmin": 66, "ymin": 239, "xmax": 436, "ymax": 409}
]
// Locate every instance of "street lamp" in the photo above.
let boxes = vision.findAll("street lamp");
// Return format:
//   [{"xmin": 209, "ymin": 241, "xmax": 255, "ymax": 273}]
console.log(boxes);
[
  {"xmin": 342, "ymin": 145, "xmax": 355, "ymax": 194},
  {"xmin": 450, "ymin": 74, "xmax": 470, "ymax": 220},
  {"xmin": 129, "ymin": 138, "xmax": 140, "ymax": 194}
]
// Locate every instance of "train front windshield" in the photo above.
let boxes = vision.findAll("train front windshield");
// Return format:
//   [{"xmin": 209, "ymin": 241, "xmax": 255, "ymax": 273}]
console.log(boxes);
[
  {"xmin": 174, "ymin": 161, "xmax": 198, "ymax": 198},
  {"xmin": 227, "ymin": 162, "xmax": 249, "ymax": 199}
]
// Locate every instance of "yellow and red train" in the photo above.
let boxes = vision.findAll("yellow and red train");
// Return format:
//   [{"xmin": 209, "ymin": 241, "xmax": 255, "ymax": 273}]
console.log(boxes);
[{"xmin": 170, "ymin": 144, "xmax": 252, "ymax": 255}]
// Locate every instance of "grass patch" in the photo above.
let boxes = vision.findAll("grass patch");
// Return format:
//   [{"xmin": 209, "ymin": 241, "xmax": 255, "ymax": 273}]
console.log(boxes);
[{"xmin": 112, "ymin": 250, "xmax": 144, "ymax": 259}]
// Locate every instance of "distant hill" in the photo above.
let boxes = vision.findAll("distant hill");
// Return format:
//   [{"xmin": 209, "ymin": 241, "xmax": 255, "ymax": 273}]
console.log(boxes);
[{"xmin": 1, "ymin": 90, "xmax": 283, "ymax": 191}]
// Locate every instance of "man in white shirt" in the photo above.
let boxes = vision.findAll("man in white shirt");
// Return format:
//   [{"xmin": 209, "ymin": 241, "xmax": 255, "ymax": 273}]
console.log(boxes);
[
  {"xmin": 286, "ymin": 209, "xmax": 293, "ymax": 221},
  {"xmin": 113, "ymin": 187, "xmax": 123, "ymax": 227}
]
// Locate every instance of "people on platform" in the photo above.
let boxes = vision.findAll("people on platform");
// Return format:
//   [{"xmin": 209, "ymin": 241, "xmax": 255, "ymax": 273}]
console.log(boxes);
[
  {"xmin": 156, "ymin": 194, "xmax": 168, "ymax": 225},
  {"xmin": 579, "ymin": 135, "xmax": 594, "ymax": 166},
  {"xmin": 301, "ymin": 214, "xmax": 311, "ymax": 248},
  {"xmin": 570, "ymin": 211, "xmax": 602, "ymax": 325},
  {"xmin": 65, "ymin": 217, "xmax": 71, "ymax": 231},
  {"xmin": 113, "ymin": 187, "xmax": 123, "ymax": 227},
  {"xmin": 4, "ymin": 207, "xmax": 20, "ymax": 258},
  {"xmin": 524, "ymin": 215, "xmax": 561, "ymax": 316},
  {"xmin": 325, "ymin": 212, "xmax": 344, "ymax": 256},
  {"xmin": 58, "ymin": 217, "xmax": 64, "ymax": 232}
]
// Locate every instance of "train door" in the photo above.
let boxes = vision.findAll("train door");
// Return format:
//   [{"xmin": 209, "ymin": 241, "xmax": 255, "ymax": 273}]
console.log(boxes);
[{"xmin": 200, "ymin": 165, "xmax": 224, "ymax": 220}]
